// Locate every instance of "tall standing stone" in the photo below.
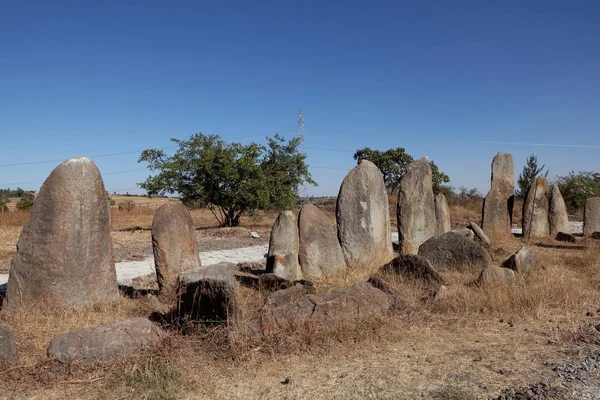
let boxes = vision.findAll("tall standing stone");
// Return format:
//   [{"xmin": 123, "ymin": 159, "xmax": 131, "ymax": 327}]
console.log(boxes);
[
  {"xmin": 266, "ymin": 211, "xmax": 303, "ymax": 281},
  {"xmin": 298, "ymin": 204, "xmax": 346, "ymax": 279},
  {"xmin": 522, "ymin": 176, "xmax": 550, "ymax": 238},
  {"xmin": 584, "ymin": 197, "xmax": 600, "ymax": 237},
  {"xmin": 549, "ymin": 184, "xmax": 570, "ymax": 237},
  {"xmin": 337, "ymin": 160, "xmax": 394, "ymax": 270},
  {"xmin": 482, "ymin": 153, "xmax": 515, "ymax": 241},
  {"xmin": 435, "ymin": 193, "xmax": 451, "ymax": 235},
  {"xmin": 397, "ymin": 158, "xmax": 437, "ymax": 254},
  {"xmin": 152, "ymin": 202, "xmax": 201, "ymax": 292},
  {"xmin": 5, "ymin": 157, "xmax": 118, "ymax": 310}
]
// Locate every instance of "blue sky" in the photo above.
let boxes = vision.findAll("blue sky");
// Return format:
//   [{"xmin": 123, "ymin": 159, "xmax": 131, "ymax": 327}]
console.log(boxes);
[{"xmin": 1, "ymin": 1, "xmax": 599, "ymax": 196}]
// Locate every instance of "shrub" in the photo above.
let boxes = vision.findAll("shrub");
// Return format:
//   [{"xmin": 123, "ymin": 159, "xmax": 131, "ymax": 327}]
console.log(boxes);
[
  {"xmin": 555, "ymin": 171, "xmax": 600, "ymax": 213},
  {"xmin": 16, "ymin": 193, "xmax": 35, "ymax": 211},
  {"xmin": 118, "ymin": 199, "xmax": 135, "ymax": 211}
]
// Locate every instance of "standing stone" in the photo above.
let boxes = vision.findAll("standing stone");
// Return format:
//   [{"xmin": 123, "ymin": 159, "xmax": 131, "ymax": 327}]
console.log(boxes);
[
  {"xmin": 5, "ymin": 157, "xmax": 118, "ymax": 310},
  {"xmin": 298, "ymin": 204, "xmax": 346, "ymax": 279},
  {"xmin": 482, "ymin": 153, "xmax": 515, "ymax": 241},
  {"xmin": 397, "ymin": 158, "xmax": 437, "ymax": 254},
  {"xmin": 152, "ymin": 202, "xmax": 200, "ymax": 292},
  {"xmin": 337, "ymin": 160, "xmax": 394, "ymax": 270},
  {"xmin": 583, "ymin": 197, "xmax": 600, "ymax": 237},
  {"xmin": 266, "ymin": 211, "xmax": 303, "ymax": 281},
  {"xmin": 549, "ymin": 184, "xmax": 570, "ymax": 237},
  {"xmin": 522, "ymin": 176, "xmax": 550, "ymax": 238},
  {"xmin": 435, "ymin": 193, "xmax": 451, "ymax": 234}
]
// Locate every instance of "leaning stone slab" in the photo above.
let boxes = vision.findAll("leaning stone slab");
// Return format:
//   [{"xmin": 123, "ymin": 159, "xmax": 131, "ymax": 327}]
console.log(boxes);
[
  {"xmin": 418, "ymin": 231, "xmax": 491, "ymax": 270},
  {"xmin": 584, "ymin": 198, "xmax": 600, "ymax": 237},
  {"xmin": 469, "ymin": 222, "xmax": 491, "ymax": 246},
  {"xmin": 501, "ymin": 246, "xmax": 536, "ymax": 273},
  {"xmin": 177, "ymin": 263, "xmax": 238, "ymax": 324},
  {"xmin": 397, "ymin": 158, "xmax": 437, "ymax": 254},
  {"xmin": 47, "ymin": 318, "xmax": 163, "ymax": 364},
  {"xmin": 266, "ymin": 211, "xmax": 303, "ymax": 281},
  {"xmin": 4, "ymin": 157, "xmax": 118, "ymax": 311},
  {"xmin": 337, "ymin": 160, "xmax": 394, "ymax": 270},
  {"xmin": 381, "ymin": 254, "xmax": 446, "ymax": 285},
  {"xmin": 478, "ymin": 266, "xmax": 517, "ymax": 286},
  {"xmin": 482, "ymin": 153, "xmax": 515, "ymax": 241},
  {"xmin": 152, "ymin": 202, "xmax": 200, "ymax": 292},
  {"xmin": 435, "ymin": 193, "xmax": 451, "ymax": 234},
  {"xmin": 298, "ymin": 204, "xmax": 346, "ymax": 279},
  {"xmin": 522, "ymin": 176, "xmax": 550, "ymax": 238},
  {"xmin": 0, "ymin": 326, "xmax": 19, "ymax": 362},
  {"xmin": 549, "ymin": 184, "xmax": 570, "ymax": 237}
]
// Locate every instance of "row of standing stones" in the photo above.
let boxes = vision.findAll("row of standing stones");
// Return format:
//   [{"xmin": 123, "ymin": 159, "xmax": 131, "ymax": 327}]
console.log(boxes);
[{"xmin": 1, "ymin": 154, "xmax": 600, "ymax": 365}]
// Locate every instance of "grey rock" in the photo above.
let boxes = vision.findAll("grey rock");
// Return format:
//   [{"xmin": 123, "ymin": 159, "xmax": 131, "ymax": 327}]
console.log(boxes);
[
  {"xmin": 47, "ymin": 318, "xmax": 163, "ymax": 363},
  {"xmin": 592, "ymin": 232, "xmax": 600, "ymax": 240},
  {"xmin": 298, "ymin": 204, "xmax": 346, "ymax": 279},
  {"xmin": 382, "ymin": 254, "xmax": 446, "ymax": 284},
  {"xmin": 522, "ymin": 176, "xmax": 550, "ymax": 238},
  {"xmin": 584, "ymin": 197, "xmax": 600, "ymax": 237},
  {"xmin": 454, "ymin": 227, "xmax": 475, "ymax": 240},
  {"xmin": 556, "ymin": 231, "xmax": 576, "ymax": 243},
  {"xmin": 469, "ymin": 222, "xmax": 491, "ymax": 246},
  {"xmin": 0, "ymin": 326, "xmax": 19, "ymax": 362},
  {"xmin": 501, "ymin": 246, "xmax": 536, "ymax": 273},
  {"xmin": 367, "ymin": 277, "xmax": 407, "ymax": 310},
  {"xmin": 336, "ymin": 160, "xmax": 394, "ymax": 269},
  {"xmin": 266, "ymin": 211, "xmax": 303, "ymax": 281},
  {"xmin": 478, "ymin": 266, "xmax": 517, "ymax": 286},
  {"xmin": 397, "ymin": 158, "xmax": 437, "ymax": 254},
  {"xmin": 435, "ymin": 193, "xmax": 451, "ymax": 234},
  {"xmin": 418, "ymin": 231, "xmax": 491, "ymax": 270},
  {"xmin": 264, "ymin": 283, "xmax": 317, "ymax": 309},
  {"xmin": 482, "ymin": 153, "xmax": 515, "ymax": 241},
  {"xmin": 549, "ymin": 184, "xmax": 570, "ymax": 236},
  {"xmin": 5, "ymin": 157, "xmax": 118, "ymax": 311}
]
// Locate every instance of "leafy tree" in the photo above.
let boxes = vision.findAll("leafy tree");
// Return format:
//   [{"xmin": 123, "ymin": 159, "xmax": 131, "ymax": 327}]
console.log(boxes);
[
  {"xmin": 16, "ymin": 193, "xmax": 35, "ymax": 211},
  {"xmin": 353, "ymin": 147, "xmax": 449, "ymax": 194},
  {"xmin": 517, "ymin": 154, "xmax": 548, "ymax": 198},
  {"xmin": 555, "ymin": 171, "xmax": 600, "ymax": 212},
  {"xmin": 139, "ymin": 133, "xmax": 315, "ymax": 227}
]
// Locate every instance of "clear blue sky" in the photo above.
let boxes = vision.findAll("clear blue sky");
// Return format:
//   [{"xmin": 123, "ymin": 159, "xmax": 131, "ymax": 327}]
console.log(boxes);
[{"xmin": 1, "ymin": 1, "xmax": 599, "ymax": 196}]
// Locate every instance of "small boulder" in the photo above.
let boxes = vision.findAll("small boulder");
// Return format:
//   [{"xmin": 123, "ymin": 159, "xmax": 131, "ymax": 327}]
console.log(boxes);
[
  {"xmin": 592, "ymin": 232, "xmax": 600, "ymax": 240},
  {"xmin": 418, "ymin": 232, "xmax": 491, "ymax": 270},
  {"xmin": 549, "ymin": 184, "xmax": 570, "ymax": 236},
  {"xmin": 556, "ymin": 232, "xmax": 576, "ymax": 243},
  {"xmin": 367, "ymin": 277, "xmax": 406, "ymax": 310},
  {"xmin": 469, "ymin": 222, "xmax": 491, "ymax": 246},
  {"xmin": 478, "ymin": 266, "xmax": 517, "ymax": 286},
  {"xmin": 522, "ymin": 176, "xmax": 550, "ymax": 238},
  {"xmin": 0, "ymin": 326, "xmax": 19, "ymax": 363},
  {"xmin": 47, "ymin": 318, "xmax": 163, "ymax": 364},
  {"xmin": 435, "ymin": 193, "xmax": 451, "ymax": 234},
  {"xmin": 265, "ymin": 283, "xmax": 317, "ymax": 309},
  {"xmin": 266, "ymin": 211, "xmax": 303, "ymax": 281},
  {"xmin": 584, "ymin": 198, "xmax": 600, "ymax": 237},
  {"xmin": 501, "ymin": 246, "xmax": 536, "ymax": 273},
  {"xmin": 382, "ymin": 254, "xmax": 446, "ymax": 285},
  {"xmin": 177, "ymin": 263, "xmax": 238, "ymax": 324}
]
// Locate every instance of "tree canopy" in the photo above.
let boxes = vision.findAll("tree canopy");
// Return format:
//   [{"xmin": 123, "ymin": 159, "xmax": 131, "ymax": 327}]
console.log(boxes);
[
  {"xmin": 516, "ymin": 154, "xmax": 548, "ymax": 198},
  {"xmin": 555, "ymin": 171, "xmax": 600, "ymax": 212},
  {"xmin": 353, "ymin": 147, "xmax": 450, "ymax": 194},
  {"xmin": 138, "ymin": 133, "xmax": 315, "ymax": 227}
]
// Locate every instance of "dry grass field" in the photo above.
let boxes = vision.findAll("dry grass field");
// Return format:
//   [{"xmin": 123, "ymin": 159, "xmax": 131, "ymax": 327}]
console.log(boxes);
[{"xmin": 1, "ymin": 195, "xmax": 599, "ymax": 399}]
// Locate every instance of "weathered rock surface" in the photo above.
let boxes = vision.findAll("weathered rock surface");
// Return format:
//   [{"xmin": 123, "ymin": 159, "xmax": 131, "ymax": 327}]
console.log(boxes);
[
  {"xmin": 0, "ymin": 326, "xmax": 19, "ymax": 362},
  {"xmin": 298, "ymin": 204, "xmax": 346, "ymax": 279},
  {"xmin": 367, "ymin": 277, "xmax": 407, "ymax": 310},
  {"xmin": 337, "ymin": 160, "xmax": 394, "ymax": 269},
  {"xmin": 47, "ymin": 318, "xmax": 163, "ymax": 363},
  {"xmin": 584, "ymin": 197, "xmax": 600, "ymax": 237},
  {"xmin": 522, "ymin": 176, "xmax": 550, "ymax": 238},
  {"xmin": 5, "ymin": 157, "xmax": 118, "ymax": 311},
  {"xmin": 418, "ymin": 232, "xmax": 491, "ymax": 270},
  {"xmin": 501, "ymin": 246, "xmax": 536, "ymax": 273},
  {"xmin": 266, "ymin": 211, "xmax": 303, "ymax": 281},
  {"xmin": 549, "ymin": 184, "xmax": 570, "ymax": 237},
  {"xmin": 435, "ymin": 193, "xmax": 451, "ymax": 234},
  {"xmin": 556, "ymin": 232, "xmax": 576, "ymax": 243},
  {"xmin": 177, "ymin": 263, "xmax": 238, "ymax": 324},
  {"xmin": 482, "ymin": 153, "xmax": 515, "ymax": 241},
  {"xmin": 152, "ymin": 202, "xmax": 200, "ymax": 292},
  {"xmin": 478, "ymin": 266, "xmax": 517, "ymax": 286},
  {"xmin": 469, "ymin": 222, "xmax": 491, "ymax": 246},
  {"xmin": 397, "ymin": 158, "xmax": 437, "ymax": 254},
  {"xmin": 454, "ymin": 228, "xmax": 475, "ymax": 240},
  {"xmin": 264, "ymin": 283, "xmax": 317, "ymax": 309},
  {"xmin": 381, "ymin": 254, "xmax": 446, "ymax": 284}
]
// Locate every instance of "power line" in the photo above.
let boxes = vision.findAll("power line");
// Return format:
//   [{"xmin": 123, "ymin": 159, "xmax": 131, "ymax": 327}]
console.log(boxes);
[{"xmin": 462, "ymin": 140, "xmax": 600, "ymax": 149}]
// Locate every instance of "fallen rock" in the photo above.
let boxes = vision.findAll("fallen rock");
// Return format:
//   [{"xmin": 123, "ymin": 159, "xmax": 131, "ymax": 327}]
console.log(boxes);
[
  {"xmin": 478, "ymin": 266, "xmax": 517, "ymax": 286},
  {"xmin": 549, "ymin": 184, "xmax": 570, "ymax": 237},
  {"xmin": 584, "ymin": 197, "xmax": 600, "ymax": 237},
  {"xmin": 177, "ymin": 263, "xmax": 238, "ymax": 324},
  {"xmin": 367, "ymin": 277, "xmax": 406, "ymax": 310},
  {"xmin": 522, "ymin": 176, "xmax": 550, "ymax": 238},
  {"xmin": 298, "ymin": 204, "xmax": 346, "ymax": 279},
  {"xmin": 418, "ymin": 231, "xmax": 491, "ymax": 270},
  {"xmin": 0, "ymin": 326, "xmax": 19, "ymax": 362},
  {"xmin": 556, "ymin": 232, "xmax": 576, "ymax": 243},
  {"xmin": 469, "ymin": 222, "xmax": 491, "ymax": 246},
  {"xmin": 265, "ymin": 283, "xmax": 317, "ymax": 309},
  {"xmin": 435, "ymin": 193, "xmax": 451, "ymax": 235},
  {"xmin": 337, "ymin": 160, "xmax": 394, "ymax": 269},
  {"xmin": 501, "ymin": 246, "xmax": 536, "ymax": 273},
  {"xmin": 397, "ymin": 158, "xmax": 437, "ymax": 254},
  {"xmin": 454, "ymin": 228, "xmax": 475, "ymax": 241},
  {"xmin": 47, "ymin": 318, "xmax": 163, "ymax": 363},
  {"xmin": 432, "ymin": 284, "xmax": 455, "ymax": 301},
  {"xmin": 592, "ymin": 232, "xmax": 600, "ymax": 240},
  {"xmin": 266, "ymin": 211, "xmax": 303, "ymax": 281},
  {"xmin": 482, "ymin": 153, "xmax": 515, "ymax": 241},
  {"xmin": 4, "ymin": 157, "xmax": 118, "ymax": 311},
  {"xmin": 382, "ymin": 254, "xmax": 446, "ymax": 284},
  {"xmin": 152, "ymin": 202, "xmax": 200, "ymax": 292}
]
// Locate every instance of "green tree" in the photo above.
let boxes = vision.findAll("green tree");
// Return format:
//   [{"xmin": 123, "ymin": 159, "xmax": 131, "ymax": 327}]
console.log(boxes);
[
  {"xmin": 139, "ymin": 133, "xmax": 315, "ymax": 227},
  {"xmin": 517, "ymin": 154, "xmax": 548, "ymax": 198},
  {"xmin": 0, "ymin": 196, "xmax": 9, "ymax": 212},
  {"xmin": 555, "ymin": 171, "xmax": 600, "ymax": 212},
  {"xmin": 16, "ymin": 193, "xmax": 35, "ymax": 211},
  {"xmin": 353, "ymin": 147, "xmax": 450, "ymax": 194}
]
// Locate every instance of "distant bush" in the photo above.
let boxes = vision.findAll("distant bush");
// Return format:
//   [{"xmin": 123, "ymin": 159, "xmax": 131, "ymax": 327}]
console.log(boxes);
[
  {"xmin": 16, "ymin": 193, "xmax": 35, "ymax": 211},
  {"xmin": 118, "ymin": 200, "xmax": 135, "ymax": 211},
  {"xmin": 0, "ymin": 196, "xmax": 10, "ymax": 212},
  {"xmin": 107, "ymin": 196, "xmax": 116, "ymax": 206},
  {"xmin": 555, "ymin": 171, "xmax": 600, "ymax": 213}
]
